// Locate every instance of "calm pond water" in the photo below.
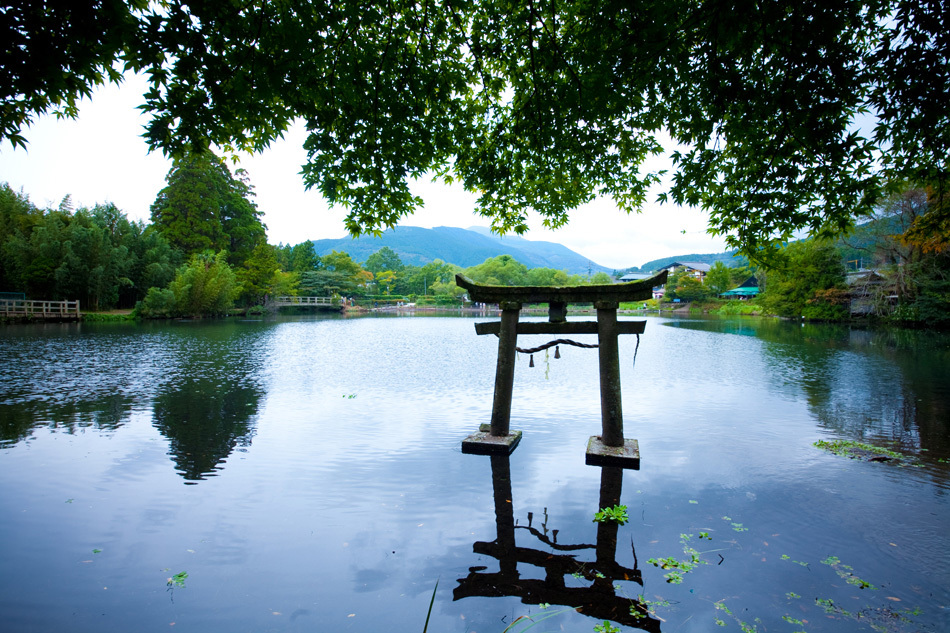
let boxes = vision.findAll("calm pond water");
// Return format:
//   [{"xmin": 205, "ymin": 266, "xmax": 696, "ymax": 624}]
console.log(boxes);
[{"xmin": 0, "ymin": 314, "xmax": 948, "ymax": 633}]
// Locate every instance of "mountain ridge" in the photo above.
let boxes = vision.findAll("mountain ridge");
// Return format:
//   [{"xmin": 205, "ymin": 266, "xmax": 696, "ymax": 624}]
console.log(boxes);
[
  {"xmin": 308, "ymin": 225, "xmax": 746, "ymax": 274},
  {"xmin": 624, "ymin": 251, "xmax": 747, "ymax": 273},
  {"xmin": 310, "ymin": 226, "xmax": 613, "ymax": 275}
]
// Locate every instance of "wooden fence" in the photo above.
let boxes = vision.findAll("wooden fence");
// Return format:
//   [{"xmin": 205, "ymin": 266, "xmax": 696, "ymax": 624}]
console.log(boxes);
[{"xmin": 0, "ymin": 299, "xmax": 81, "ymax": 320}]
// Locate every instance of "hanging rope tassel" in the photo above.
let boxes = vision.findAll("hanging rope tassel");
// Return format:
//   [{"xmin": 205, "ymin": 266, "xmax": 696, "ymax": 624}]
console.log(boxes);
[
  {"xmin": 500, "ymin": 335, "xmax": 597, "ymax": 367},
  {"xmin": 501, "ymin": 337, "xmax": 599, "ymax": 354}
]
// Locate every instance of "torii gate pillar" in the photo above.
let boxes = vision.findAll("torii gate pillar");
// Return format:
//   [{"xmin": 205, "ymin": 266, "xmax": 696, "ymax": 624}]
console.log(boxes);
[
  {"xmin": 595, "ymin": 301, "xmax": 624, "ymax": 447},
  {"xmin": 490, "ymin": 301, "xmax": 522, "ymax": 439}
]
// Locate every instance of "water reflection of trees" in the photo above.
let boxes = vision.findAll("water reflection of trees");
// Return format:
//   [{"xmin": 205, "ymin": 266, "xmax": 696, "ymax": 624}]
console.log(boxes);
[
  {"xmin": 152, "ymin": 378, "xmax": 261, "ymax": 482},
  {"xmin": 455, "ymin": 455, "xmax": 661, "ymax": 631},
  {"xmin": 150, "ymin": 327, "xmax": 265, "ymax": 483},
  {"xmin": 673, "ymin": 319, "xmax": 950, "ymax": 458},
  {"xmin": 1, "ymin": 321, "xmax": 268, "ymax": 477},
  {"xmin": 0, "ymin": 322, "xmax": 141, "ymax": 447},
  {"xmin": 0, "ymin": 394, "xmax": 133, "ymax": 447},
  {"xmin": 844, "ymin": 328, "xmax": 950, "ymax": 457},
  {"xmin": 756, "ymin": 323, "xmax": 950, "ymax": 458}
]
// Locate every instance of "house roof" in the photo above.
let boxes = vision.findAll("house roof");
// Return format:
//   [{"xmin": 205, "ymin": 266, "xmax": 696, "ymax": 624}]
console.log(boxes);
[
  {"xmin": 846, "ymin": 269, "xmax": 886, "ymax": 285},
  {"xmin": 720, "ymin": 287, "xmax": 760, "ymax": 297},
  {"xmin": 619, "ymin": 272, "xmax": 654, "ymax": 282},
  {"xmin": 660, "ymin": 261, "xmax": 711, "ymax": 273}
]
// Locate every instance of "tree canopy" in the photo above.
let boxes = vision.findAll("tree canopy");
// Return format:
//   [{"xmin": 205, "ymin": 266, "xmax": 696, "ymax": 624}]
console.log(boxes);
[
  {"xmin": 364, "ymin": 247, "xmax": 404, "ymax": 275},
  {"xmin": 3, "ymin": 1, "xmax": 947, "ymax": 255},
  {"xmin": 703, "ymin": 261, "xmax": 733, "ymax": 296},
  {"xmin": 759, "ymin": 240, "xmax": 848, "ymax": 319},
  {"xmin": 150, "ymin": 151, "xmax": 266, "ymax": 266}
]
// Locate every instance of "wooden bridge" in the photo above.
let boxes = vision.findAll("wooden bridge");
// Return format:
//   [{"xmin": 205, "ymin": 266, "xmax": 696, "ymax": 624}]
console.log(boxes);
[
  {"xmin": 0, "ymin": 299, "xmax": 81, "ymax": 320},
  {"xmin": 269, "ymin": 296, "xmax": 339, "ymax": 308}
]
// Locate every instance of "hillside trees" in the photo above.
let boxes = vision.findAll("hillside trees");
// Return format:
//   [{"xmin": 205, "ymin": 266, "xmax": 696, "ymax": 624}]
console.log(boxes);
[
  {"xmin": 0, "ymin": 185, "xmax": 43, "ymax": 255},
  {"xmin": 276, "ymin": 240, "xmax": 319, "ymax": 274},
  {"xmin": 844, "ymin": 186, "xmax": 950, "ymax": 324},
  {"xmin": 903, "ymin": 253, "xmax": 950, "ymax": 326},
  {"xmin": 374, "ymin": 270, "xmax": 396, "ymax": 295},
  {"xmin": 890, "ymin": 188, "xmax": 950, "ymax": 324},
  {"xmin": 901, "ymin": 187, "xmax": 950, "ymax": 255},
  {"xmin": 661, "ymin": 270, "xmax": 684, "ymax": 302},
  {"xmin": 3, "ymin": 209, "xmax": 68, "ymax": 299},
  {"xmin": 405, "ymin": 260, "xmax": 456, "ymax": 295},
  {"xmin": 298, "ymin": 250, "xmax": 370, "ymax": 297},
  {"xmin": 129, "ymin": 226, "xmax": 180, "ymax": 303},
  {"xmin": 147, "ymin": 151, "xmax": 289, "ymax": 311},
  {"xmin": 169, "ymin": 251, "xmax": 239, "ymax": 316},
  {"xmin": 845, "ymin": 188, "xmax": 929, "ymax": 300},
  {"xmin": 363, "ymin": 247, "xmax": 405, "ymax": 296},
  {"xmin": 234, "ymin": 242, "xmax": 282, "ymax": 306},
  {"xmin": 50, "ymin": 205, "xmax": 138, "ymax": 311},
  {"xmin": 674, "ymin": 276, "xmax": 711, "ymax": 303},
  {"xmin": 525, "ymin": 267, "xmax": 573, "ymax": 287},
  {"xmin": 0, "ymin": 186, "xmax": 34, "ymax": 290},
  {"xmin": 3, "ymin": 1, "xmax": 946, "ymax": 256},
  {"xmin": 149, "ymin": 154, "xmax": 226, "ymax": 256},
  {"xmin": 728, "ymin": 264, "xmax": 758, "ymax": 287}
]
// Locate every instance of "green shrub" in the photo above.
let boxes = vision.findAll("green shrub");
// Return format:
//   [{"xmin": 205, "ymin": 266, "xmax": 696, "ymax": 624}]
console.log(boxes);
[
  {"xmin": 133, "ymin": 252, "xmax": 238, "ymax": 318},
  {"xmin": 134, "ymin": 287, "xmax": 177, "ymax": 318},
  {"xmin": 169, "ymin": 252, "xmax": 238, "ymax": 317},
  {"xmin": 716, "ymin": 300, "xmax": 764, "ymax": 315}
]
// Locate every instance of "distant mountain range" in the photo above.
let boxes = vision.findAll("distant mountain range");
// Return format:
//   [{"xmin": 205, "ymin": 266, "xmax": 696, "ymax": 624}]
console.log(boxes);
[
  {"xmin": 310, "ymin": 225, "xmax": 748, "ymax": 275},
  {"xmin": 311, "ymin": 226, "xmax": 613, "ymax": 275}
]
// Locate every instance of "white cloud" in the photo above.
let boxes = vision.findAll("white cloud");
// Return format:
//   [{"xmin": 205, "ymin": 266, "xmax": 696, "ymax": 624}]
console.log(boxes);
[{"xmin": 0, "ymin": 75, "xmax": 729, "ymax": 271}]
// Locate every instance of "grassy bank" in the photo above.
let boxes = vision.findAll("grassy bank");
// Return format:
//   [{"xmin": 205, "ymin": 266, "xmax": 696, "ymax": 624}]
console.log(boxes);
[{"xmin": 81, "ymin": 310, "xmax": 135, "ymax": 322}]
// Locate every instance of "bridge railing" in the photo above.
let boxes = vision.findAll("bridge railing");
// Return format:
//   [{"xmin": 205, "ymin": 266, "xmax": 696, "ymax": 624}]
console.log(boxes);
[
  {"xmin": 271, "ymin": 296, "xmax": 337, "ymax": 307},
  {"xmin": 0, "ymin": 299, "xmax": 81, "ymax": 318}
]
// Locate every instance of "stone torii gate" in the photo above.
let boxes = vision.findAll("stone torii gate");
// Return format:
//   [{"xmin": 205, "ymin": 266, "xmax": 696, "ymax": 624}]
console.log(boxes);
[{"xmin": 456, "ymin": 271, "xmax": 667, "ymax": 468}]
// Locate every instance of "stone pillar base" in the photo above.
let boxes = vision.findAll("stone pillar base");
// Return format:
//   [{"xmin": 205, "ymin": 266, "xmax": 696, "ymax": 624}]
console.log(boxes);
[
  {"xmin": 585, "ymin": 436, "xmax": 640, "ymax": 469},
  {"xmin": 462, "ymin": 429, "xmax": 523, "ymax": 455}
]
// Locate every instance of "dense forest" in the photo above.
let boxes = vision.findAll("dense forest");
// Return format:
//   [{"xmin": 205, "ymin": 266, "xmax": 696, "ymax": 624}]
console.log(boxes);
[{"xmin": 0, "ymin": 186, "xmax": 180, "ymax": 311}]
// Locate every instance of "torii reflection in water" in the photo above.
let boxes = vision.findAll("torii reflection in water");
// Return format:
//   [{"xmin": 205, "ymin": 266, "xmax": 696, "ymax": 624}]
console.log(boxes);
[{"xmin": 454, "ymin": 455, "xmax": 662, "ymax": 632}]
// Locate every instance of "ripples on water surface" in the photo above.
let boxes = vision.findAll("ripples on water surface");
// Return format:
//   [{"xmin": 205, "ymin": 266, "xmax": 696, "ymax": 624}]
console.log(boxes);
[{"xmin": 0, "ymin": 314, "xmax": 948, "ymax": 633}]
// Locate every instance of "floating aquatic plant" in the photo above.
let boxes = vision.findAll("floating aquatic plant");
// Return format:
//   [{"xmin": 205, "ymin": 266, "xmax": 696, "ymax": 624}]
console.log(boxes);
[{"xmin": 593, "ymin": 505, "xmax": 628, "ymax": 526}]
